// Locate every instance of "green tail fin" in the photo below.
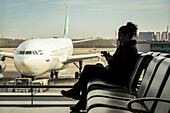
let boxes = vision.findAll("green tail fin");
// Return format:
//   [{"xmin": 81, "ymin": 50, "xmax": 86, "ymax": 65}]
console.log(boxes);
[{"xmin": 63, "ymin": 6, "xmax": 69, "ymax": 38}]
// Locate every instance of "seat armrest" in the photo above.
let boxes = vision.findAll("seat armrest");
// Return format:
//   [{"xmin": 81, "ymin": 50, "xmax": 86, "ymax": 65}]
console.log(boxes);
[{"xmin": 127, "ymin": 97, "xmax": 170, "ymax": 113}]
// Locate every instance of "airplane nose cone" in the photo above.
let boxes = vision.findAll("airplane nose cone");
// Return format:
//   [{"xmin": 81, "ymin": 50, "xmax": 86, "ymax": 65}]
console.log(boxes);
[
  {"xmin": 14, "ymin": 57, "xmax": 34, "ymax": 74},
  {"xmin": 14, "ymin": 56, "xmax": 49, "ymax": 76},
  {"xmin": 20, "ymin": 59, "xmax": 33, "ymax": 74}
]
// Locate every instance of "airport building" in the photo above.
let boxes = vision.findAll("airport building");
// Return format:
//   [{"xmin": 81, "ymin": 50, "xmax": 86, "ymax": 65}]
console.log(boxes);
[
  {"xmin": 156, "ymin": 32, "xmax": 161, "ymax": 41},
  {"xmin": 139, "ymin": 32, "xmax": 170, "ymax": 41},
  {"xmin": 138, "ymin": 32, "xmax": 155, "ymax": 40},
  {"xmin": 161, "ymin": 32, "xmax": 169, "ymax": 41}
]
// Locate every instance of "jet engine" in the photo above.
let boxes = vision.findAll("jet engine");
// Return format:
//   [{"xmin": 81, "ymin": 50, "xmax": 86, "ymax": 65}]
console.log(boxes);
[
  {"xmin": 0, "ymin": 61, "xmax": 6, "ymax": 74},
  {"xmin": 95, "ymin": 61, "xmax": 105, "ymax": 67}
]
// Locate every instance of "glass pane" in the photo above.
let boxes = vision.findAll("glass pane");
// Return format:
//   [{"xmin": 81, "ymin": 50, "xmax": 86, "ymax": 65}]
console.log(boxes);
[
  {"xmin": 26, "ymin": 51, "xmax": 32, "ymax": 55},
  {"xmin": 19, "ymin": 51, "xmax": 25, "ymax": 55},
  {"xmin": 33, "ymin": 51, "xmax": 38, "ymax": 55}
]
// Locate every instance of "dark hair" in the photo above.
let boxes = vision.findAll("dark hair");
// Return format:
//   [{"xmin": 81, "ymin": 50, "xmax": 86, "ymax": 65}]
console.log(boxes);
[{"xmin": 119, "ymin": 22, "xmax": 138, "ymax": 39}]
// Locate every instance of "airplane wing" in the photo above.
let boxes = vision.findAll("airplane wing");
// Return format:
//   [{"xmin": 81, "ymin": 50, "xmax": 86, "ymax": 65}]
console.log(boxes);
[
  {"xmin": 0, "ymin": 52, "xmax": 14, "ymax": 59},
  {"xmin": 64, "ymin": 53, "xmax": 102, "ymax": 64},
  {"xmin": 72, "ymin": 37, "xmax": 103, "ymax": 44}
]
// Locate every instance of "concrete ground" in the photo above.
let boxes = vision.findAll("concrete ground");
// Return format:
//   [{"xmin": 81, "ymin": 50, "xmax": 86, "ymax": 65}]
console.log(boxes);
[{"xmin": 0, "ymin": 107, "xmax": 71, "ymax": 113}]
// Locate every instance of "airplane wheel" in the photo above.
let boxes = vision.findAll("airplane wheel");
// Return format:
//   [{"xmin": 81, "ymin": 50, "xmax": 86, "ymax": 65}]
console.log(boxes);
[
  {"xmin": 55, "ymin": 72, "xmax": 58, "ymax": 78},
  {"xmin": 31, "ymin": 76, "xmax": 35, "ymax": 81},
  {"xmin": 21, "ymin": 74, "xmax": 25, "ymax": 78},
  {"xmin": 50, "ymin": 71, "xmax": 54, "ymax": 78}
]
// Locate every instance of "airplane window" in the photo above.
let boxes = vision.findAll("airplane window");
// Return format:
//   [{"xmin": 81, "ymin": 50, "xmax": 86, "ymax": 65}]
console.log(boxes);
[
  {"xmin": 19, "ymin": 51, "xmax": 25, "ymax": 55},
  {"xmin": 25, "ymin": 51, "xmax": 32, "ymax": 55},
  {"xmin": 38, "ymin": 50, "xmax": 42, "ymax": 52},
  {"xmin": 33, "ymin": 51, "xmax": 38, "ymax": 55},
  {"xmin": 35, "ymin": 51, "xmax": 38, "ymax": 55}
]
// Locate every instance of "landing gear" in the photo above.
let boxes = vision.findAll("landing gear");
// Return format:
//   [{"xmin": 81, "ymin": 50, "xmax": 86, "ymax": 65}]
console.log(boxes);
[
  {"xmin": 50, "ymin": 71, "xmax": 54, "ymax": 78},
  {"xmin": 50, "ymin": 71, "xmax": 59, "ymax": 78},
  {"xmin": 73, "ymin": 61, "xmax": 83, "ymax": 79},
  {"xmin": 21, "ymin": 74, "xmax": 25, "ymax": 78}
]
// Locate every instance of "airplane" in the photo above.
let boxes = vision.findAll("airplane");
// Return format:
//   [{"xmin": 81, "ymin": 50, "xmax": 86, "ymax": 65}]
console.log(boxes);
[{"xmin": 0, "ymin": 7, "xmax": 105, "ymax": 79}]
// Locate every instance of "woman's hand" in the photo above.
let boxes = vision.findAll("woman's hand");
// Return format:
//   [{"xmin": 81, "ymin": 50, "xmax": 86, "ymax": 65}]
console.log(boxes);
[{"xmin": 101, "ymin": 51, "xmax": 112, "ymax": 61}]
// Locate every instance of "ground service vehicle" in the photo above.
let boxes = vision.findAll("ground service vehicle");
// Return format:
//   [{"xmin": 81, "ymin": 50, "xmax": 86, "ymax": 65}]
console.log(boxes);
[
  {"xmin": 7, "ymin": 78, "xmax": 49, "ymax": 92},
  {"xmin": 32, "ymin": 79, "xmax": 49, "ymax": 92},
  {"xmin": 12, "ymin": 78, "xmax": 32, "ymax": 92}
]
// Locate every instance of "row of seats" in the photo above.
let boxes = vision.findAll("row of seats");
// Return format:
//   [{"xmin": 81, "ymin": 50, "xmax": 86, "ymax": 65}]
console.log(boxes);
[{"xmin": 85, "ymin": 52, "xmax": 170, "ymax": 113}]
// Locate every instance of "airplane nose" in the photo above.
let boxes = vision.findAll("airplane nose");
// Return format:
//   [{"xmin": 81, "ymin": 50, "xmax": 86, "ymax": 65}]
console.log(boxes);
[
  {"xmin": 15, "ymin": 57, "xmax": 35, "ymax": 74},
  {"xmin": 21, "ymin": 59, "xmax": 32, "ymax": 73},
  {"xmin": 14, "ymin": 56, "xmax": 49, "ymax": 76}
]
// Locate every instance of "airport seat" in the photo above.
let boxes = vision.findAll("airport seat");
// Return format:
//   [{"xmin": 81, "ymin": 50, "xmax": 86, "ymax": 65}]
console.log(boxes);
[
  {"xmin": 151, "ymin": 52, "xmax": 161, "ymax": 57},
  {"xmin": 86, "ymin": 58, "xmax": 170, "ymax": 113},
  {"xmin": 88, "ymin": 107, "xmax": 131, "ymax": 113},
  {"xmin": 138, "ymin": 52, "xmax": 144, "ymax": 55},
  {"xmin": 88, "ymin": 87, "xmax": 170, "ymax": 113},
  {"xmin": 87, "ymin": 54, "xmax": 153, "ymax": 93},
  {"xmin": 128, "ymin": 69, "xmax": 170, "ymax": 113},
  {"xmin": 146, "ymin": 51, "xmax": 154, "ymax": 55},
  {"xmin": 87, "ymin": 56, "xmax": 166, "ymax": 101},
  {"xmin": 146, "ymin": 51, "xmax": 161, "ymax": 56},
  {"xmin": 151, "ymin": 77, "xmax": 170, "ymax": 113},
  {"xmin": 147, "ymin": 52, "xmax": 170, "ymax": 58},
  {"xmin": 159, "ymin": 53, "xmax": 170, "ymax": 58}
]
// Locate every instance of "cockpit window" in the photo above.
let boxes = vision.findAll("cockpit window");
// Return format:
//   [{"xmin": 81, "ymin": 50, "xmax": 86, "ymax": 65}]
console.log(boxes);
[
  {"xmin": 16, "ymin": 50, "xmax": 39, "ymax": 55},
  {"xmin": 25, "ymin": 51, "xmax": 32, "ymax": 55},
  {"xmin": 33, "ymin": 51, "xmax": 38, "ymax": 55},
  {"xmin": 19, "ymin": 51, "xmax": 25, "ymax": 55}
]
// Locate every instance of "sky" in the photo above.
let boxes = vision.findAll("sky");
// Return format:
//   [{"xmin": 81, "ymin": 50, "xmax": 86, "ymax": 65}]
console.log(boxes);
[{"xmin": 0, "ymin": 0, "xmax": 170, "ymax": 39}]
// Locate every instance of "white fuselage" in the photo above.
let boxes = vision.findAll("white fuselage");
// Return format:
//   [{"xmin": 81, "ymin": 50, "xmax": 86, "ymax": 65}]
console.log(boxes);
[{"xmin": 14, "ymin": 38, "xmax": 73, "ymax": 76}]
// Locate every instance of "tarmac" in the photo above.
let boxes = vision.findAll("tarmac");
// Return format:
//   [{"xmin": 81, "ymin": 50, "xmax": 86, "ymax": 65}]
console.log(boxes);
[{"xmin": 0, "ymin": 106, "xmax": 72, "ymax": 113}]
